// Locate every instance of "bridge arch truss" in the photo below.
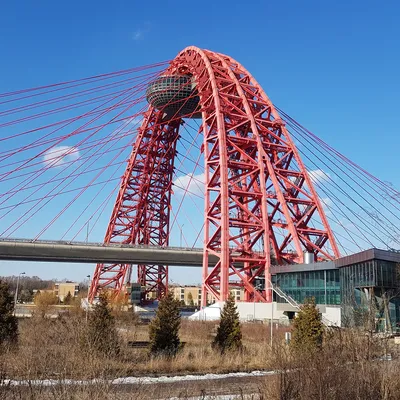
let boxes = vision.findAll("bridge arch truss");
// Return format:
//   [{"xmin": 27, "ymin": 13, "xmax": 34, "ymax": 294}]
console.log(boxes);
[{"xmin": 89, "ymin": 47, "xmax": 339, "ymax": 305}]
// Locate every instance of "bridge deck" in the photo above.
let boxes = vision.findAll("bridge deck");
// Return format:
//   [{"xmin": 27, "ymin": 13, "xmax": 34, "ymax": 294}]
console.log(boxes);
[
  {"xmin": 0, "ymin": 238, "xmax": 264, "ymax": 266},
  {"xmin": 0, "ymin": 239, "xmax": 207, "ymax": 266}
]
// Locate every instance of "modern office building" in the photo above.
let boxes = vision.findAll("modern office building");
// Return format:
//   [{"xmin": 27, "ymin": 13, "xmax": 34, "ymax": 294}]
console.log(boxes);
[{"xmin": 272, "ymin": 248, "xmax": 400, "ymax": 332}]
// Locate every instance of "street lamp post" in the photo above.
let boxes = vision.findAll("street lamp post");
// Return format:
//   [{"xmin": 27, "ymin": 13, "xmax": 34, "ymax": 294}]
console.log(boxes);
[
  {"xmin": 253, "ymin": 284, "xmax": 262, "ymax": 321},
  {"xmin": 14, "ymin": 272, "xmax": 25, "ymax": 315},
  {"xmin": 253, "ymin": 293, "xmax": 256, "ymax": 321},
  {"xmin": 267, "ymin": 280, "xmax": 275, "ymax": 347},
  {"xmin": 180, "ymin": 224, "xmax": 184, "ymax": 247},
  {"xmin": 270, "ymin": 300, "xmax": 274, "ymax": 347},
  {"xmin": 86, "ymin": 218, "xmax": 92, "ymax": 243},
  {"xmin": 86, "ymin": 274, "xmax": 90, "ymax": 322}
]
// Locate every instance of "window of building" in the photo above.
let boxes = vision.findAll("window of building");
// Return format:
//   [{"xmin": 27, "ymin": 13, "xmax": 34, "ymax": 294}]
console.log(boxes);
[{"xmin": 276, "ymin": 268, "xmax": 341, "ymax": 305}]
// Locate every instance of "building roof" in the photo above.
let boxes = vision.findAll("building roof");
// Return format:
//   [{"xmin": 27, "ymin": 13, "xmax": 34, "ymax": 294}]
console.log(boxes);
[
  {"xmin": 272, "ymin": 248, "xmax": 400, "ymax": 275},
  {"xmin": 272, "ymin": 260, "xmax": 336, "ymax": 274},
  {"xmin": 334, "ymin": 248, "xmax": 400, "ymax": 267}
]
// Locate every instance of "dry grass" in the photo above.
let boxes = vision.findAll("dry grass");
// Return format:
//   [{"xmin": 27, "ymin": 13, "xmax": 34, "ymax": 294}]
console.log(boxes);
[
  {"xmin": 1, "ymin": 313, "xmax": 288, "ymax": 382},
  {"xmin": 0, "ymin": 313, "xmax": 277, "ymax": 399},
  {"xmin": 259, "ymin": 329, "xmax": 400, "ymax": 400},
  {"xmin": 1, "ymin": 312, "xmax": 399, "ymax": 399}
]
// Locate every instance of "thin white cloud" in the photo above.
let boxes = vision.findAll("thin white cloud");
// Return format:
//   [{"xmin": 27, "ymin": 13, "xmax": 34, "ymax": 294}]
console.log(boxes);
[
  {"xmin": 308, "ymin": 169, "xmax": 330, "ymax": 184},
  {"xmin": 42, "ymin": 146, "xmax": 80, "ymax": 168},
  {"xmin": 126, "ymin": 116, "xmax": 142, "ymax": 126},
  {"xmin": 132, "ymin": 22, "xmax": 151, "ymax": 41},
  {"xmin": 320, "ymin": 196, "xmax": 333, "ymax": 214},
  {"xmin": 118, "ymin": 116, "xmax": 143, "ymax": 135},
  {"xmin": 133, "ymin": 30, "xmax": 143, "ymax": 41},
  {"xmin": 173, "ymin": 173, "xmax": 205, "ymax": 196}
]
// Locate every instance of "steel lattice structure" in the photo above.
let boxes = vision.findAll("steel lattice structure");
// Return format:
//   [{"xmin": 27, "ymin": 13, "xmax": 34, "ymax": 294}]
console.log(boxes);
[{"xmin": 89, "ymin": 46, "xmax": 340, "ymax": 304}]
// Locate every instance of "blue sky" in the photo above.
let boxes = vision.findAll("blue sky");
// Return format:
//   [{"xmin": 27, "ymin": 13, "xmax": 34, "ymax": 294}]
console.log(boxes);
[{"xmin": 0, "ymin": 0, "xmax": 399, "ymax": 282}]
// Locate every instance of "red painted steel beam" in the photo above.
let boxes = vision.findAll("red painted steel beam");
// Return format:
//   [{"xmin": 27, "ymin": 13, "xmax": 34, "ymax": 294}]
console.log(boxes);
[{"xmin": 89, "ymin": 111, "xmax": 180, "ymax": 301}]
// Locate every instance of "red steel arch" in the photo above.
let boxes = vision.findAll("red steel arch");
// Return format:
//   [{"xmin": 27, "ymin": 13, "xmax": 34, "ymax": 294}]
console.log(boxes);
[{"xmin": 89, "ymin": 46, "xmax": 340, "ymax": 304}]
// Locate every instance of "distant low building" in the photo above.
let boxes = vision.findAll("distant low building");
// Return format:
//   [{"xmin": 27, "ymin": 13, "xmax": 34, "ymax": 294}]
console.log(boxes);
[
  {"xmin": 171, "ymin": 286, "xmax": 202, "ymax": 306},
  {"xmin": 170, "ymin": 285, "xmax": 245, "ymax": 306},
  {"xmin": 54, "ymin": 282, "xmax": 79, "ymax": 302},
  {"xmin": 127, "ymin": 283, "xmax": 142, "ymax": 305}
]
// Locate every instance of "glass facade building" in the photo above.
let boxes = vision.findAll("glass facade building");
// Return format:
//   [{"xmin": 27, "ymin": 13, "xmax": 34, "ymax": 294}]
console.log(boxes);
[
  {"xmin": 273, "ymin": 269, "xmax": 340, "ymax": 305},
  {"xmin": 128, "ymin": 283, "xmax": 142, "ymax": 305},
  {"xmin": 272, "ymin": 249, "xmax": 400, "ymax": 332},
  {"xmin": 340, "ymin": 258, "xmax": 400, "ymax": 331}
]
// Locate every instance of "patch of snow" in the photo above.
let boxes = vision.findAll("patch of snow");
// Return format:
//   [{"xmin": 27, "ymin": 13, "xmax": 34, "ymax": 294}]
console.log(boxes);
[
  {"xmin": 2, "ymin": 370, "xmax": 277, "ymax": 387},
  {"xmin": 166, "ymin": 395, "xmax": 261, "ymax": 400}
]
